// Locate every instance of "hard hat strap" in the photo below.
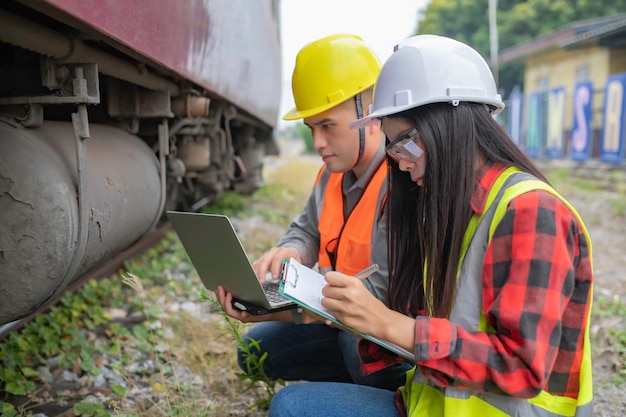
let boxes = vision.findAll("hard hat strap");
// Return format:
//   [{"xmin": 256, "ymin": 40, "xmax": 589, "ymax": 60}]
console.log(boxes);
[{"xmin": 354, "ymin": 93, "xmax": 365, "ymax": 167}]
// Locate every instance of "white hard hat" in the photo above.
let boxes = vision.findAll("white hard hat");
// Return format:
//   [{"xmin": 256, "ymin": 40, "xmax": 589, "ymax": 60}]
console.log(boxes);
[{"xmin": 350, "ymin": 34, "xmax": 504, "ymax": 129}]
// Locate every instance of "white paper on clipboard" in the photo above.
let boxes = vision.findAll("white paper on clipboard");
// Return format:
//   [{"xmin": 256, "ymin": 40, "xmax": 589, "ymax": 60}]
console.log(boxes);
[{"xmin": 279, "ymin": 257, "xmax": 414, "ymax": 361}]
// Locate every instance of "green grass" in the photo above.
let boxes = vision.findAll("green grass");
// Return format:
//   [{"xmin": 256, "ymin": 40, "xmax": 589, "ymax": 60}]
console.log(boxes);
[
  {"xmin": 544, "ymin": 167, "xmax": 603, "ymax": 195},
  {"xmin": 204, "ymin": 157, "xmax": 321, "ymax": 223},
  {"xmin": 544, "ymin": 166, "xmax": 626, "ymax": 224},
  {"xmin": 608, "ymin": 195, "xmax": 626, "ymax": 217}
]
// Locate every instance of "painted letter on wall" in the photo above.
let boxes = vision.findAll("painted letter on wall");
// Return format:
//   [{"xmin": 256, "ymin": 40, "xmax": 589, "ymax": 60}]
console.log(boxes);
[
  {"xmin": 600, "ymin": 73, "xmax": 626, "ymax": 164},
  {"xmin": 526, "ymin": 92, "xmax": 543, "ymax": 158},
  {"xmin": 570, "ymin": 82, "xmax": 593, "ymax": 161},
  {"xmin": 546, "ymin": 87, "xmax": 565, "ymax": 159}
]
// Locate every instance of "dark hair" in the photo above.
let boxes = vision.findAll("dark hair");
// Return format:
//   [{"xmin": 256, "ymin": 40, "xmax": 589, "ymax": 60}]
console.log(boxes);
[{"xmin": 386, "ymin": 102, "xmax": 548, "ymax": 318}]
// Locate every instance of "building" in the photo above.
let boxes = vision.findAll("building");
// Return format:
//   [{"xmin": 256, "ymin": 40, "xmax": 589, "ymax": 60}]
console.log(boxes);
[{"xmin": 498, "ymin": 14, "xmax": 626, "ymax": 162}]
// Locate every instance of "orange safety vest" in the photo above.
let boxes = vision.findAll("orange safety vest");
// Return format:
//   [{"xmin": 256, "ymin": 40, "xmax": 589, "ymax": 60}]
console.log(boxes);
[{"xmin": 316, "ymin": 160, "xmax": 387, "ymax": 276}]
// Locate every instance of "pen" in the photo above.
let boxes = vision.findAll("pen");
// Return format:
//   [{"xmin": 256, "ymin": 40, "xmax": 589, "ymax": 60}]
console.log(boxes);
[{"xmin": 354, "ymin": 264, "xmax": 379, "ymax": 280}]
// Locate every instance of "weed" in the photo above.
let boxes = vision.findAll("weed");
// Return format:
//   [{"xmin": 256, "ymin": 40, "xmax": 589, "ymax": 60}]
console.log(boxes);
[
  {"xmin": 201, "ymin": 191, "xmax": 249, "ymax": 217},
  {"xmin": 593, "ymin": 296, "xmax": 626, "ymax": 318},
  {"xmin": 200, "ymin": 290, "xmax": 285, "ymax": 409},
  {"xmin": 0, "ymin": 277, "xmax": 139, "ymax": 415}
]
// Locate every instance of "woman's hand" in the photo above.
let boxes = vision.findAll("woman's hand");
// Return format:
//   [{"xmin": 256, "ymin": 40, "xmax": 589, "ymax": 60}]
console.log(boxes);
[
  {"xmin": 321, "ymin": 271, "xmax": 417, "ymax": 353},
  {"xmin": 321, "ymin": 271, "xmax": 390, "ymax": 337}
]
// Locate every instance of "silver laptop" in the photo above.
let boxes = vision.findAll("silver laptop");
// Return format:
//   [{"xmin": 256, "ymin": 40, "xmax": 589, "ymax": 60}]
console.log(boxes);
[{"xmin": 167, "ymin": 211, "xmax": 295, "ymax": 315}]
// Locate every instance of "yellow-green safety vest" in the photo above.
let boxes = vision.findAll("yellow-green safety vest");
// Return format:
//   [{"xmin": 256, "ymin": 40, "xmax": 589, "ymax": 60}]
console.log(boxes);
[{"xmin": 400, "ymin": 167, "xmax": 594, "ymax": 417}]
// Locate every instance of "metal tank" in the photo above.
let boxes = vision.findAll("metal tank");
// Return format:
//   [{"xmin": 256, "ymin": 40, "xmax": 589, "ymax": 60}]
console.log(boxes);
[{"xmin": 0, "ymin": 122, "xmax": 162, "ymax": 323}]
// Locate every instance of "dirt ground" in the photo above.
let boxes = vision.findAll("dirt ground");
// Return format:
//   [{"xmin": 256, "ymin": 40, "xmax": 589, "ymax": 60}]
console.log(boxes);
[
  {"xmin": 558, "ymin": 178, "xmax": 626, "ymax": 304},
  {"xmin": 505, "ymin": 160, "xmax": 626, "ymax": 414}
]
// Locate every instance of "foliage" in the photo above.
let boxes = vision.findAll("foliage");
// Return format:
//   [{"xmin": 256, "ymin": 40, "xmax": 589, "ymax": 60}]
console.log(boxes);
[
  {"xmin": 201, "ymin": 190, "xmax": 249, "ymax": 217},
  {"xmin": 0, "ymin": 276, "xmax": 142, "ymax": 415},
  {"xmin": 292, "ymin": 122, "xmax": 314, "ymax": 154},
  {"xmin": 0, "ymin": 232, "xmax": 194, "ymax": 415},
  {"xmin": 416, "ymin": 0, "xmax": 626, "ymax": 96},
  {"xmin": 0, "ymin": 280, "xmax": 114, "ymax": 387},
  {"xmin": 73, "ymin": 400, "xmax": 138, "ymax": 417},
  {"xmin": 201, "ymin": 291, "xmax": 285, "ymax": 409}
]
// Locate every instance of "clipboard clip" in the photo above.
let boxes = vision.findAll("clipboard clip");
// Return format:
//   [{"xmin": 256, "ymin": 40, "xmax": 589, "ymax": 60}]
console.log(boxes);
[
  {"xmin": 280, "ymin": 258, "xmax": 299, "ymax": 288},
  {"xmin": 279, "ymin": 259, "xmax": 289, "ymax": 283}
]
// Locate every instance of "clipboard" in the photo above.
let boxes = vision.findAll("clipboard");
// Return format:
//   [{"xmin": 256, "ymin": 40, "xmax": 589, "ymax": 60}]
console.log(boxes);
[{"xmin": 278, "ymin": 257, "xmax": 414, "ymax": 361}]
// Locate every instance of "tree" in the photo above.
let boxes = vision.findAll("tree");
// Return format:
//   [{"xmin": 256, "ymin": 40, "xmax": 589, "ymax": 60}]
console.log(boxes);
[
  {"xmin": 416, "ymin": 0, "xmax": 626, "ymax": 97},
  {"xmin": 293, "ymin": 122, "xmax": 314, "ymax": 154}
]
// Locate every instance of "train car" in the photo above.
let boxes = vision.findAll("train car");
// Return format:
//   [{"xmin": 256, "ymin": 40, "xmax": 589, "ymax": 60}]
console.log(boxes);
[{"xmin": 0, "ymin": 0, "xmax": 282, "ymax": 325}]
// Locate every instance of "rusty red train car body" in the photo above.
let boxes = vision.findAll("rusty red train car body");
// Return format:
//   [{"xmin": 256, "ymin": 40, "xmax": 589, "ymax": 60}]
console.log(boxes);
[
  {"xmin": 0, "ymin": 0, "xmax": 283, "ymax": 325},
  {"xmin": 42, "ymin": 0, "xmax": 282, "ymax": 126}
]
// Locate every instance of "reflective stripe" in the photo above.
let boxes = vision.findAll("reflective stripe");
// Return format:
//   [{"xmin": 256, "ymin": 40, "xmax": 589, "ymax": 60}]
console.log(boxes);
[
  {"xmin": 403, "ymin": 168, "xmax": 593, "ymax": 417},
  {"xmin": 450, "ymin": 169, "xmax": 528, "ymax": 330}
]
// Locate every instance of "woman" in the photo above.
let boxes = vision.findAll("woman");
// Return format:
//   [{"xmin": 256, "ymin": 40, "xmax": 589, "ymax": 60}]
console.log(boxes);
[{"xmin": 268, "ymin": 34, "xmax": 593, "ymax": 417}]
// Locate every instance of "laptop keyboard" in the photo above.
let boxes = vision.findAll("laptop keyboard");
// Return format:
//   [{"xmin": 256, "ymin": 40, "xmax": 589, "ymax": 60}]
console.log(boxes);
[{"xmin": 263, "ymin": 282, "xmax": 287, "ymax": 303}]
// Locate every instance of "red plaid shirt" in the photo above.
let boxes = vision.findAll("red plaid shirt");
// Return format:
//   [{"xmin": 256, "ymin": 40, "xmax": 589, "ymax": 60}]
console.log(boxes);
[{"xmin": 361, "ymin": 164, "xmax": 593, "ymax": 413}]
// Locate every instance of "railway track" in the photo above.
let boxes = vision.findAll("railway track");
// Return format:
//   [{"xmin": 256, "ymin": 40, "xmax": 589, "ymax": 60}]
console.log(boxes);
[{"xmin": 0, "ymin": 221, "xmax": 173, "ymax": 341}]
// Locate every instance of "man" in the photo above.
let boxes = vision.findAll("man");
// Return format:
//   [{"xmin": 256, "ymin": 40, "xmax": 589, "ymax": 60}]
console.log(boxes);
[{"xmin": 216, "ymin": 33, "xmax": 412, "ymax": 391}]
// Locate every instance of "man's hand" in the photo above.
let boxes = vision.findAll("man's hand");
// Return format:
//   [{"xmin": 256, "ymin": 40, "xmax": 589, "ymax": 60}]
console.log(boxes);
[
  {"xmin": 301, "ymin": 309, "xmax": 326, "ymax": 324},
  {"xmin": 215, "ymin": 285, "xmax": 292, "ymax": 323},
  {"xmin": 252, "ymin": 247, "xmax": 301, "ymax": 283}
]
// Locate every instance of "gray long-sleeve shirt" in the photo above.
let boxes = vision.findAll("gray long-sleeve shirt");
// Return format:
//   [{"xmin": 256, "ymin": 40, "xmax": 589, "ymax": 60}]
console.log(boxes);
[{"xmin": 277, "ymin": 144, "xmax": 389, "ymax": 301}]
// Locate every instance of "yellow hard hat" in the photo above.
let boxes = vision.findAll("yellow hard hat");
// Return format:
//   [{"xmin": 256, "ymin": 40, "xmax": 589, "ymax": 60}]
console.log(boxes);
[{"xmin": 283, "ymin": 34, "xmax": 382, "ymax": 121}]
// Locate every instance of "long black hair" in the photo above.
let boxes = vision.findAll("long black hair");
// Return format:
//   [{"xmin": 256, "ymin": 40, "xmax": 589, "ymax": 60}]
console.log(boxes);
[{"xmin": 386, "ymin": 102, "xmax": 549, "ymax": 318}]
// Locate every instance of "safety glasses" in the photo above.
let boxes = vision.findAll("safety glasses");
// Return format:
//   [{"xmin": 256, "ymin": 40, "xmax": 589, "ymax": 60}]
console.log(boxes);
[{"xmin": 385, "ymin": 128, "xmax": 423, "ymax": 163}]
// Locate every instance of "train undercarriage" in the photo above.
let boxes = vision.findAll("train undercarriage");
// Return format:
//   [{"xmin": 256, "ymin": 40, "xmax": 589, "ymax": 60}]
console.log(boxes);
[{"xmin": 0, "ymin": 0, "xmax": 282, "ymax": 325}]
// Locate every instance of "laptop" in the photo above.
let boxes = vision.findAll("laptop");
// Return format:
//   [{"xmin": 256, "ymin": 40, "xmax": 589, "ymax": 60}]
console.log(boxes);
[{"xmin": 167, "ymin": 211, "xmax": 296, "ymax": 315}]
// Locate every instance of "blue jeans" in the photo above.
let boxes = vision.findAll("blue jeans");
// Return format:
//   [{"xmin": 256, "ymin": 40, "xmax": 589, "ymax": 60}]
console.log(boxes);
[
  {"xmin": 238, "ymin": 321, "xmax": 414, "ymax": 391},
  {"xmin": 268, "ymin": 381, "xmax": 399, "ymax": 417}
]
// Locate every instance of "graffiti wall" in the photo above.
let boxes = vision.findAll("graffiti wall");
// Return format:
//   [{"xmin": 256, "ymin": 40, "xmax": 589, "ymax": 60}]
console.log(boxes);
[{"xmin": 505, "ymin": 73, "xmax": 626, "ymax": 164}]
